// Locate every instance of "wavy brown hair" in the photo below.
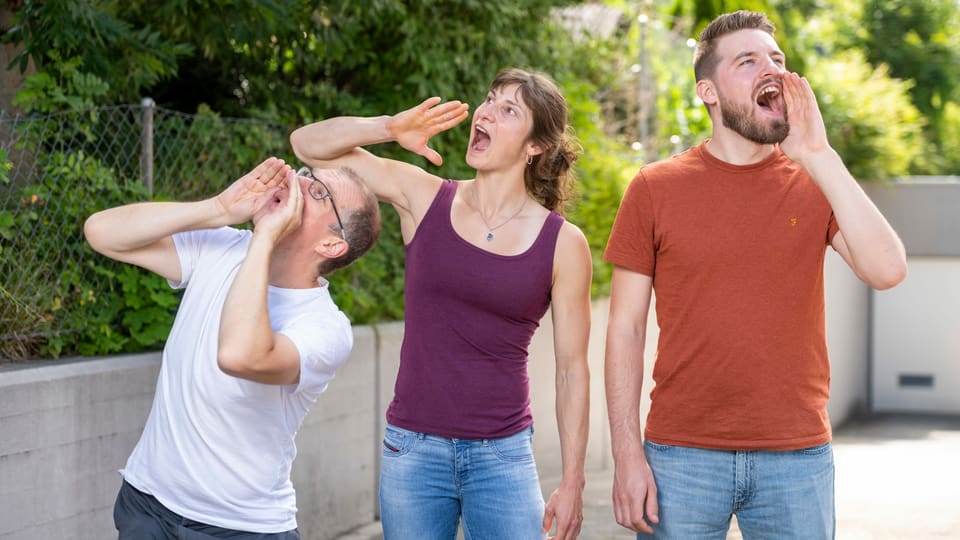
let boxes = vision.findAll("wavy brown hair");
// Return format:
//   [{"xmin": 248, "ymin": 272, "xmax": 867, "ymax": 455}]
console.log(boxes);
[{"xmin": 490, "ymin": 68, "xmax": 580, "ymax": 215}]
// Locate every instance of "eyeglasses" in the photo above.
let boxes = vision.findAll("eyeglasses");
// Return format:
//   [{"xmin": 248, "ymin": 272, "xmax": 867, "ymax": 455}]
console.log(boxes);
[{"xmin": 297, "ymin": 167, "xmax": 347, "ymax": 241}]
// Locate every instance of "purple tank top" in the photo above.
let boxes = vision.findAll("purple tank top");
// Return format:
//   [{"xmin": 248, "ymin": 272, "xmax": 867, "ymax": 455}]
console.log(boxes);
[{"xmin": 386, "ymin": 180, "xmax": 564, "ymax": 439}]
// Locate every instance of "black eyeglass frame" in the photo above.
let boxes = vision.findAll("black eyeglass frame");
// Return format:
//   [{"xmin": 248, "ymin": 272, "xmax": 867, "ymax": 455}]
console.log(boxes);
[{"xmin": 297, "ymin": 167, "xmax": 347, "ymax": 241}]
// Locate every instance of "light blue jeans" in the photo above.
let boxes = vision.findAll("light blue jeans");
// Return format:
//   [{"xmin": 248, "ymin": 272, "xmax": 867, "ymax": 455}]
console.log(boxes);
[
  {"xmin": 379, "ymin": 423, "xmax": 546, "ymax": 540},
  {"xmin": 640, "ymin": 440, "xmax": 835, "ymax": 540}
]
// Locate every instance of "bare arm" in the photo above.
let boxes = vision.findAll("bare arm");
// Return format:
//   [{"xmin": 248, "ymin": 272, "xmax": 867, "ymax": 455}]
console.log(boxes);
[
  {"xmin": 542, "ymin": 223, "xmax": 592, "ymax": 540},
  {"xmin": 605, "ymin": 267, "xmax": 658, "ymax": 534},
  {"xmin": 779, "ymin": 72, "xmax": 907, "ymax": 290},
  {"xmin": 217, "ymin": 168, "xmax": 304, "ymax": 384},
  {"xmin": 84, "ymin": 157, "xmax": 290, "ymax": 282},
  {"xmin": 290, "ymin": 98, "xmax": 469, "ymax": 224}
]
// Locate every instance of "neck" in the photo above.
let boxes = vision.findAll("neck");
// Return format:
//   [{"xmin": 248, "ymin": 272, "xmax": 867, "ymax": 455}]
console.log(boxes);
[
  {"xmin": 472, "ymin": 171, "xmax": 528, "ymax": 210},
  {"xmin": 705, "ymin": 129, "xmax": 777, "ymax": 166},
  {"xmin": 268, "ymin": 245, "xmax": 321, "ymax": 289}
]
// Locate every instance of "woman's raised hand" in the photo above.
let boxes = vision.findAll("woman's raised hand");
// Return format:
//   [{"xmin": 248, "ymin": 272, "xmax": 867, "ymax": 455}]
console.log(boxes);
[{"xmin": 387, "ymin": 97, "xmax": 470, "ymax": 166}]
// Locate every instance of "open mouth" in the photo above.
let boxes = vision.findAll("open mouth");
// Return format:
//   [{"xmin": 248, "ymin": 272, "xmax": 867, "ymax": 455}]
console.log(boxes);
[
  {"xmin": 756, "ymin": 83, "xmax": 783, "ymax": 115},
  {"xmin": 470, "ymin": 125, "xmax": 491, "ymax": 152}
]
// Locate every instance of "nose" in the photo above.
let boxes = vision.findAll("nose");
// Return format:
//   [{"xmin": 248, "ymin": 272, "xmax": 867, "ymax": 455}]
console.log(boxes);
[
  {"xmin": 476, "ymin": 101, "xmax": 495, "ymax": 123},
  {"xmin": 760, "ymin": 56, "xmax": 784, "ymax": 79}
]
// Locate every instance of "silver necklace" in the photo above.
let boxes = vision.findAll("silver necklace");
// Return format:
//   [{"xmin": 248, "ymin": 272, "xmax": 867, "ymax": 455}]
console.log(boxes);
[{"xmin": 470, "ymin": 185, "xmax": 527, "ymax": 242}]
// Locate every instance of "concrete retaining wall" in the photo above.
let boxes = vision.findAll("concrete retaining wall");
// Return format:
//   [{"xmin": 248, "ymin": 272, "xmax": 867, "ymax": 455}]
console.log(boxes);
[{"xmin": 0, "ymin": 271, "xmax": 868, "ymax": 539}]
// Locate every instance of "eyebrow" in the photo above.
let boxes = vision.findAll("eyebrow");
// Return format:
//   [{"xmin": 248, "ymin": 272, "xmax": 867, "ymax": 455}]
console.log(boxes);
[
  {"xmin": 733, "ymin": 50, "xmax": 785, "ymax": 62},
  {"xmin": 488, "ymin": 90, "xmax": 526, "ymax": 113}
]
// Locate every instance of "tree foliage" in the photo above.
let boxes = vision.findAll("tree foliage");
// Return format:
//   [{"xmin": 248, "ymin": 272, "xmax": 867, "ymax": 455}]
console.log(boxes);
[
  {"xmin": 2, "ymin": 0, "xmax": 636, "ymax": 359},
  {"xmin": 855, "ymin": 0, "xmax": 960, "ymax": 172},
  {"xmin": 4, "ymin": 0, "xmax": 958, "ymax": 360}
]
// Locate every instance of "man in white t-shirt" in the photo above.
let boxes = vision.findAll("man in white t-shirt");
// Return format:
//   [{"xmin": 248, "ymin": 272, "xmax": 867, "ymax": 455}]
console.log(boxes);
[{"xmin": 84, "ymin": 157, "xmax": 381, "ymax": 539}]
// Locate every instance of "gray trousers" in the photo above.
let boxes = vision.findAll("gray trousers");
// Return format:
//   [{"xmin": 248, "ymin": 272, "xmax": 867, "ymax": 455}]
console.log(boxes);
[{"xmin": 114, "ymin": 480, "xmax": 300, "ymax": 540}]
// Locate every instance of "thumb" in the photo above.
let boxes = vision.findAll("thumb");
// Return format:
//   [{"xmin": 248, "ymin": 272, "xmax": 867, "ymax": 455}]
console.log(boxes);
[
  {"xmin": 541, "ymin": 507, "xmax": 554, "ymax": 535},
  {"xmin": 421, "ymin": 146, "xmax": 443, "ymax": 167}
]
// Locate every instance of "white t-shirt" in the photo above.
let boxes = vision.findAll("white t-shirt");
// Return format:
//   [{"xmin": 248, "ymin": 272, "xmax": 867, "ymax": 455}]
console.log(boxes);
[{"xmin": 120, "ymin": 227, "xmax": 353, "ymax": 533}]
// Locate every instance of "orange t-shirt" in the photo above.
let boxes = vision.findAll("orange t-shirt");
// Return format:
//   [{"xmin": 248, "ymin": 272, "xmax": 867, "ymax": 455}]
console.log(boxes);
[{"xmin": 604, "ymin": 142, "xmax": 840, "ymax": 450}]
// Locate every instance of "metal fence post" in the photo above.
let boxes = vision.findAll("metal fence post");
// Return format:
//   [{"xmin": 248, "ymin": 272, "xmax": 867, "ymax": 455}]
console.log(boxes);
[{"xmin": 140, "ymin": 97, "xmax": 155, "ymax": 195}]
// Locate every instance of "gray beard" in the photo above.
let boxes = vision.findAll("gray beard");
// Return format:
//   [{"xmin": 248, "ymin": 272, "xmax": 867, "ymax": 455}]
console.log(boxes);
[{"xmin": 719, "ymin": 96, "xmax": 789, "ymax": 145}]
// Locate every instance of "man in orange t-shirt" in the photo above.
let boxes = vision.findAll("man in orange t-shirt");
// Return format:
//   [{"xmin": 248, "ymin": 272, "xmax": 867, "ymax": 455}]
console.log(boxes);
[{"xmin": 603, "ymin": 10, "xmax": 907, "ymax": 540}]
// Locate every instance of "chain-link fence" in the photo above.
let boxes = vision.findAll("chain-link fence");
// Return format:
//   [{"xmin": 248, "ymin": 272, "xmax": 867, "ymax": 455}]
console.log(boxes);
[{"xmin": 0, "ymin": 101, "xmax": 290, "ymax": 361}]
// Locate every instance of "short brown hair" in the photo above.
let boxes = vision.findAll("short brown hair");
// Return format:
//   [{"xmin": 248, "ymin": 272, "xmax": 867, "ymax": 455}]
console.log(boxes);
[
  {"xmin": 317, "ymin": 167, "xmax": 381, "ymax": 275},
  {"xmin": 693, "ymin": 11, "xmax": 776, "ymax": 81}
]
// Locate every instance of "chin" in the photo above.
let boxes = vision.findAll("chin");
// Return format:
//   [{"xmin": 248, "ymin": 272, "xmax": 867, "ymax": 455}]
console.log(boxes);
[{"xmin": 465, "ymin": 152, "xmax": 483, "ymax": 169}]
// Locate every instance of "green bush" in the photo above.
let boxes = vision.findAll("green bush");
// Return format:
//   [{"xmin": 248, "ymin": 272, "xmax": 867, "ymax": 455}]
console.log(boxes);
[
  {"xmin": 2, "ymin": 1, "xmax": 642, "ymax": 360},
  {"xmin": 805, "ymin": 50, "xmax": 925, "ymax": 181},
  {"xmin": 0, "ymin": 151, "xmax": 178, "ymax": 360}
]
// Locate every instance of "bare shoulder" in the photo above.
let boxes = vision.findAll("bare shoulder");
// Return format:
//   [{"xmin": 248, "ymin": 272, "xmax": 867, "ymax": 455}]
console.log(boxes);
[
  {"xmin": 557, "ymin": 219, "xmax": 590, "ymax": 251},
  {"xmin": 554, "ymin": 219, "xmax": 593, "ymax": 278},
  {"xmin": 400, "ymin": 170, "xmax": 448, "ymax": 217}
]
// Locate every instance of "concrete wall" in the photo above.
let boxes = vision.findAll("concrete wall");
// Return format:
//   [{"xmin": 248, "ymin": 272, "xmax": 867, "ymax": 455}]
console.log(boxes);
[
  {"xmin": 864, "ymin": 178, "xmax": 960, "ymax": 414},
  {"xmin": 872, "ymin": 257, "xmax": 960, "ymax": 413},
  {"xmin": 0, "ymin": 274, "xmax": 868, "ymax": 539}
]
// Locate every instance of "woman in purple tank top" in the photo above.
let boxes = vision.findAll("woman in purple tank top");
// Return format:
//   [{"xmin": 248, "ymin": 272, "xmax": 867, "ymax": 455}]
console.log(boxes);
[{"xmin": 291, "ymin": 68, "xmax": 592, "ymax": 540}]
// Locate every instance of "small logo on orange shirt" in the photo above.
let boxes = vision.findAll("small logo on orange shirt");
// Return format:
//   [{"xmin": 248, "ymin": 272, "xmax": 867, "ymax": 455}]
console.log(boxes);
[{"xmin": 790, "ymin": 217, "xmax": 798, "ymax": 227}]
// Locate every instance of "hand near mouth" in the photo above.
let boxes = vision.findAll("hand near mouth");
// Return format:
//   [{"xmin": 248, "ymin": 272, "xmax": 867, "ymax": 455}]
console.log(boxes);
[
  {"xmin": 387, "ymin": 96, "xmax": 470, "ymax": 166},
  {"xmin": 217, "ymin": 157, "xmax": 292, "ymax": 225},
  {"xmin": 779, "ymin": 71, "xmax": 831, "ymax": 165}
]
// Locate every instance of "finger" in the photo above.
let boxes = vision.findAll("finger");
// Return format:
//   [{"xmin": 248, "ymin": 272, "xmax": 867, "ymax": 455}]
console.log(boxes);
[
  {"xmin": 418, "ymin": 96, "xmax": 443, "ymax": 111},
  {"xmin": 553, "ymin": 519, "xmax": 578, "ymax": 540},
  {"xmin": 432, "ymin": 100, "xmax": 467, "ymax": 116},
  {"xmin": 781, "ymin": 72, "xmax": 801, "ymax": 109},
  {"xmin": 245, "ymin": 157, "xmax": 275, "ymax": 185},
  {"xmin": 422, "ymin": 147, "xmax": 443, "ymax": 167},
  {"xmin": 541, "ymin": 507, "xmax": 554, "ymax": 535},
  {"xmin": 797, "ymin": 75, "xmax": 818, "ymax": 105},
  {"xmin": 255, "ymin": 156, "xmax": 278, "ymax": 172},
  {"xmin": 264, "ymin": 161, "xmax": 289, "ymax": 187},
  {"xmin": 613, "ymin": 495, "xmax": 649, "ymax": 533},
  {"xmin": 440, "ymin": 107, "xmax": 470, "ymax": 128},
  {"xmin": 284, "ymin": 170, "xmax": 303, "ymax": 215},
  {"xmin": 646, "ymin": 484, "xmax": 660, "ymax": 525},
  {"xmin": 429, "ymin": 103, "xmax": 469, "ymax": 130}
]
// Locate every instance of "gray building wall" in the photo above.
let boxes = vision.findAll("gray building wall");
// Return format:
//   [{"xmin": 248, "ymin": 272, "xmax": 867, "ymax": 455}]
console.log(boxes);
[{"xmin": 865, "ymin": 179, "xmax": 960, "ymax": 413}]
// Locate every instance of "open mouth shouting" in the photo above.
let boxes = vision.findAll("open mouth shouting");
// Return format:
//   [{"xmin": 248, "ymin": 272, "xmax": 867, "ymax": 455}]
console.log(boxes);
[
  {"xmin": 470, "ymin": 124, "xmax": 491, "ymax": 153},
  {"xmin": 756, "ymin": 81, "xmax": 784, "ymax": 116}
]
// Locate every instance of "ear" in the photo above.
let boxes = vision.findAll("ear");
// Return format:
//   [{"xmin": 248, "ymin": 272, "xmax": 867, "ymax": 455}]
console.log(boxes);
[
  {"xmin": 314, "ymin": 236, "xmax": 348, "ymax": 260},
  {"xmin": 525, "ymin": 141, "xmax": 546, "ymax": 158},
  {"xmin": 696, "ymin": 79, "xmax": 718, "ymax": 106}
]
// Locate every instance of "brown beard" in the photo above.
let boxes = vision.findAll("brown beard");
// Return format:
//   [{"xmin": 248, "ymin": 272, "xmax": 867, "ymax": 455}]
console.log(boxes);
[{"xmin": 718, "ymin": 92, "xmax": 789, "ymax": 144}]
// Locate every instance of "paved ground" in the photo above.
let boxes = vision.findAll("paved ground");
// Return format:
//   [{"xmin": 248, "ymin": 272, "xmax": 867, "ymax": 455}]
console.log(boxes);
[{"xmin": 335, "ymin": 413, "xmax": 960, "ymax": 539}]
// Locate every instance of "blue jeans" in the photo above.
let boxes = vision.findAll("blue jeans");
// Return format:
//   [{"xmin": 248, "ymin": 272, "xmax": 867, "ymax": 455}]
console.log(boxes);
[
  {"xmin": 379, "ymin": 423, "xmax": 546, "ymax": 540},
  {"xmin": 640, "ymin": 441, "xmax": 835, "ymax": 540}
]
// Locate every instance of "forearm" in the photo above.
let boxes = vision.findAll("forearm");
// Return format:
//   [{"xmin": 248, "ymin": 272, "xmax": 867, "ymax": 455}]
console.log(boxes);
[
  {"xmin": 85, "ymin": 198, "xmax": 227, "ymax": 256},
  {"xmin": 290, "ymin": 115, "xmax": 392, "ymax": 165},
  {"xmin": 799, "ymin": 149, "xmax": 907, "ymax": 288},
  {"xmin": 605, "ymin": 330, "xmax": 646, "ymax": 463},
  {"xmin": 217, "ymin": 233, "xmax": 278, "ymax": 375},
  {"xmin": 556, "ymin": 359, "xmax": 590, "ymax": 488}
]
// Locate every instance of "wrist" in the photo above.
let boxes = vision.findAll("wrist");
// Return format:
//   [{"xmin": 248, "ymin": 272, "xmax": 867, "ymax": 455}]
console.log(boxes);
[
  {"xmin": 793, "ymin": 146, "xmax": 838, "ymax": 172},
  {"xmin": 559, "ymin": 472, "xmax": 586, "ymax": 491},
  {"xmin": 379, "ymin": 114, "xmax": 399, "ymax": 142},
  {"xmin": 205, "ymin": 197, "xmax": 236, "ymax": 228}
]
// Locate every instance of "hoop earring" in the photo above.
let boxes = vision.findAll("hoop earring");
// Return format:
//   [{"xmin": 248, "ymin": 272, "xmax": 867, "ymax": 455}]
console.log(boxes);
[{"xmin": 526, "ymin": 155, "xmax": 533, "ymax": 165}]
